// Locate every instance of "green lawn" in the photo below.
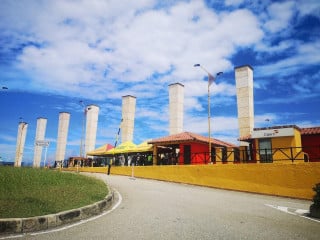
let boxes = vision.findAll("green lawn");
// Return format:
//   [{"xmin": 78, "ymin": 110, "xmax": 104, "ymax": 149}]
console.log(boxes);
[{"xmin": 0, "ymin": 167, "xmax": 108, "ymax": 218}]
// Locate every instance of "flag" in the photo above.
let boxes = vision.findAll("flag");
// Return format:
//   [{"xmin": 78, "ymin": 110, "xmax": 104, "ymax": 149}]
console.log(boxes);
[
  {"xmin": 114, "ymin": 118, "xmax": 123, "ymax": 148},
  {"xmin": 208, "ymin": 73, "xmax": 215, "ymax": 86}
]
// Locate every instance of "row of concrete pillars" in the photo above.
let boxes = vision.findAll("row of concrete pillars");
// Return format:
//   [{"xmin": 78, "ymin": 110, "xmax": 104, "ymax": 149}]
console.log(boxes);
[
  {"xmin": 14, "ymin": 64, "xmax": 254, "ymax": 166},
  {"xmin": 14, "ymin": 83, "xmax": 186, "ymax": 167}
]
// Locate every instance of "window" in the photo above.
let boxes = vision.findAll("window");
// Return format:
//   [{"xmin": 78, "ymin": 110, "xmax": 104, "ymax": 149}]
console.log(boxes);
[{"xmin": 259, "ymin": 138, "xmax": 273, "ymax": 163}]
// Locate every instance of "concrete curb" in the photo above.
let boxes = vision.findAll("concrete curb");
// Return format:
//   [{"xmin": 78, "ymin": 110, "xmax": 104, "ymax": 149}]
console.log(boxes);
[{"xmin": 0, "ymin": 186, "xmax": 114, "ymax": 235}]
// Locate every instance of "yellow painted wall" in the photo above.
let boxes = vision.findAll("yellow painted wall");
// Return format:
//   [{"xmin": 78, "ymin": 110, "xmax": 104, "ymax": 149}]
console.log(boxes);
[
  {"xmin": 64, "ymin": 162, "xmax": 320, "ymax": 200},
  {"xmin": 215, "ymin": 147, "xmax": 222, "ymax": 162},
  {"xmin": 227, "ymin": 147, "xmax": 235, "ymax": 162},
  {"xmin": 239, "ymin": 145, "xmax": 248, "ymax": 162},
  {"xmin": 254, "ymin": 128, "xmax": 304, "ymax": 163}
]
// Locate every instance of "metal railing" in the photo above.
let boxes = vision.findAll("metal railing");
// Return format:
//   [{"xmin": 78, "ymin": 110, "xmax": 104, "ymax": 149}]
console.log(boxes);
[
  {"xmin": 188, "ymin": 146, "xmax": 320, "ymax": 164},
  {"xmin": 62, "ymin": 145, "xmax": 320, "ymax": 167}
]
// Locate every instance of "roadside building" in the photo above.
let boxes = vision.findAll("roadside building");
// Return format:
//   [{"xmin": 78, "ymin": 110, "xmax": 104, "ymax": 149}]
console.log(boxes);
[
  {"xmin": 148, "ymin": 132, "xmax": 237, "ymax": 165},
  {"xmin": 238, "ymin": 125, "xmax": 320, "ymax": 163},
  {"xmin": 301, "ymin": 127, "xmax": 320, "ymax": 162}
]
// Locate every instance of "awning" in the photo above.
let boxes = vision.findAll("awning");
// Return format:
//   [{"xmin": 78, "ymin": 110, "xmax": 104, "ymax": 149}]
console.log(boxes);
[
  {"xmin": 86, "ymin": 144, "xmax": 114, "ymax": 156},
  {"xmin": 106, "ymin": 141, "xmax": 137, "ymax": 154},
  {"xmin": 128, "ymin": 140, "xmax": 153, "ymax": 153}
]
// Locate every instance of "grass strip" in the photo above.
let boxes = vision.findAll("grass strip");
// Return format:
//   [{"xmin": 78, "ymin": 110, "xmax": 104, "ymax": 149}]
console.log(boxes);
[{"xmin": 0, "ymin": 167, "xmax": 108, "ymax": 218}]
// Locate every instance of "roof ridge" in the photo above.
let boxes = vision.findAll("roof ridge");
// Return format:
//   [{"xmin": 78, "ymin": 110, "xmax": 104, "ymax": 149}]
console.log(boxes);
[
  {"xmin": 148, "ymin": 131, "xmax": 236, "ymax": 147},
  {"xmin": 300, "ymin": 126, "xmax": 320, "ymax": 135}
]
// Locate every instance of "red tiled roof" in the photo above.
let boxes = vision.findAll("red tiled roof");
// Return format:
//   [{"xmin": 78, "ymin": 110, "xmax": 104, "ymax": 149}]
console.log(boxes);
[
  {"xmin": 300, "ymin": 127, "xmax": 320, "ymax": 135},
  {"xmin": 148, "ymin": 131, "xmax": 236, "ymax": 148},
  {"xmin": 238, "ymin": 134, "xmax": 252, "ymax": 141}
]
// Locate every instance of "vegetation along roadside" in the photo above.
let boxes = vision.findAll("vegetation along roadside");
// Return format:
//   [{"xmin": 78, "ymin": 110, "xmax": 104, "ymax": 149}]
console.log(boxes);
[{"xmin": 0, "ymin": 167, "xmax": 108, "ymax": 218}]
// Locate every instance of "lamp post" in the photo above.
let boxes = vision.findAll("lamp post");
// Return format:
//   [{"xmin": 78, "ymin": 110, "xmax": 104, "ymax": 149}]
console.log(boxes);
[{"xmin": 194, "ymin": 64, "xmax": 223, "ymax": 163}]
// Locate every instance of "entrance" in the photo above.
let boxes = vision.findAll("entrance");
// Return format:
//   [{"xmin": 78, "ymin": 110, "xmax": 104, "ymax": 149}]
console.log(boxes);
[{"xmin": 184, "ymin": 145, "xmax": 191, "ymax": 164}]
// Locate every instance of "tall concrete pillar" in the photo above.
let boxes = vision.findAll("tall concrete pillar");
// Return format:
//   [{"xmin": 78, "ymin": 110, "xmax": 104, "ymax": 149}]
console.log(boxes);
[
  {"xmin": 235, "ymin": 65, "xmax": 254, "ymax": 144},
  {"xmin": 14, "ymin": 122, "xmax": 28, "ymax": 167},
  {"xmin": 33, "ymin": 117, "xmax": 47, "ymax": 168},
  {"xmin": 85, "ymin": 105, "xmax": 99, "ymax": 155},
  {"xmin": 55, "ymin": 112, "xmax": 70, "ymax": 164},
  {"xmin": 169, "ymin": 83, "xmax": 184, "ymax": 135},
  {"xmin": 121, "ymin": 95, "xmax": 136, "ymax": 143}
]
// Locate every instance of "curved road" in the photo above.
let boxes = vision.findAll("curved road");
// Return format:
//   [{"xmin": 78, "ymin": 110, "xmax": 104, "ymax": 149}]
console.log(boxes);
[{"xmin": 4, "ymin": 173, "xmax": 320, "ymax": 240}]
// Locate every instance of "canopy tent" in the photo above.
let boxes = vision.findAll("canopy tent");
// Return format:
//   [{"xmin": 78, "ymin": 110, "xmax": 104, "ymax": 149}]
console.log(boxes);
[
  {"xmin": 106, "ymin": 141, "xmax": 137, "ymax": 155},
  {"xmin": 86, "ymin": 143, "xmax": 114, "ymax": 156},
  {"xmin": 128, "ymin": 140, "xmax": 153, "ymax": 153}
]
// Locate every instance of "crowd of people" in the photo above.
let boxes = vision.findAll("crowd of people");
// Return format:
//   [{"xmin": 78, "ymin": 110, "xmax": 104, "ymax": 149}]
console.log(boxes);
[{"xmin": 57, "ymin": 151, "xmax": 181, "ymax": 168}]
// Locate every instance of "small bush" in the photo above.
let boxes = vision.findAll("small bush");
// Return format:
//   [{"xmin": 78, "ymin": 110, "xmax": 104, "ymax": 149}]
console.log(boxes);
[
  {"xmin": 312, "ymin": 183, "xmax": 320, "ymax": 206},
  {"xmin": 310, "ymin": 183, "xmax": 320, "ymax": 218}
]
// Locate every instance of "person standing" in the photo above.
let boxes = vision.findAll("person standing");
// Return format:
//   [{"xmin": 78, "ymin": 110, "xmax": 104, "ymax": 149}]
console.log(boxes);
[{"xmin": 107, "ymin": 157, "xmax": 113, "ymax": 175}]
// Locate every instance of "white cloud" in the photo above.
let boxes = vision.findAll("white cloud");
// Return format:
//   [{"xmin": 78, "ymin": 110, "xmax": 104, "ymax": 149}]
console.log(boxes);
[
  {"xmin": 0, "ymin": 134, "xmax": 16, "ymax": 142},
  {"xmin": 256, "ymin": 41, "xmax": 320, "ymax": 78},
  {"xmin": 185, "ymin": 115, "xmax": 238, "ymax": 134},
  {"xmin": 7, "ymin": 0, "xmax": 316, "ymax": 152},
  {"xmin": 212, "ymin": 82, "xmax": 236, "ymax": 96},
  {"xmin": 254, "ymin": 114, "xmax": 278, "ymax": 127},
  {"xmin": 264, "ymin": 1, "xmax": 295, "ymax": 33},
  {"xmin": 184, "ymin": 97, "xmax": 205, "ymax": 112},
  {"xmin": 225, "ymin": 0, "xmax": 245, "ymax": 7},
  {"xmin": 218, "ymin": 9, "xmax": 263, "ymax": 46},
  {"xmin": 184, "ymin": 115, "xmax": 239, "ymax": 145},
  {"xmin": 255, "ymin": 39, "xmax": 297, "ymax": 54},
  {"xmin": 0, "ymin": 0, "xmax": 263, "ymax": 102},
  {"xmin": 297, "ymin": 0, "xmax": 320, "ymax": 17}
]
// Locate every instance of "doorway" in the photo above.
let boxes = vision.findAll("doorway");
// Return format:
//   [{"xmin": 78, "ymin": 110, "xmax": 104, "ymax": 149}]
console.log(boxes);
[{"xmin": 184, "ymin": 145, "xmax": 191, "ymax": 164}]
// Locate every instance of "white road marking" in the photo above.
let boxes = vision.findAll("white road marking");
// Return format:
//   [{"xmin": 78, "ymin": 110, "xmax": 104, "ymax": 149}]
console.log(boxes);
[
  {"xmin": 0, "ymin": 189, "xmax": 122, "ymax": 239},
  {"xmin": 295, "ymin": 209, "xmax": 309, "ymax": 215},
  {"xmin": 265, "ymin": 204, "xmax": 320, "ymax": 223}
]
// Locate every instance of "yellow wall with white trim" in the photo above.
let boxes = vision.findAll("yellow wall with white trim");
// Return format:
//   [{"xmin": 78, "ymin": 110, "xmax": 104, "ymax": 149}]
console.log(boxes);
[
  {"xmin": 254, "ymin": 128, "xmax": 304, "ymax": 162},
  {"xmin": 64, "ymin": 162, "xmax": 320, "ymax": 200}
]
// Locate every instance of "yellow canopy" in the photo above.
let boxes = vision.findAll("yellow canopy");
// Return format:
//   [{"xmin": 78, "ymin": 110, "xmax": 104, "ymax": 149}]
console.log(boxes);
[
  {"xmin": 106, "ymin": 141, "xmax": 137, "ymax": 154},
  {"xmin": 86, "ymin": 144, "xmax": 114, "ymax": 156},
  {"xmin": 128, "ymin": 140, "xmax": 153, "ymax": 153}
]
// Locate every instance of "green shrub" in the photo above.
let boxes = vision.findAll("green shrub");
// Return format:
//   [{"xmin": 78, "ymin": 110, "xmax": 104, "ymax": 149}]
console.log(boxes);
[
  {"xmin": 312, "ymin": 183, "xmax": 320, "ymax": 207},
  {"xmin": 310, "ymin": 183, "xmax": 320, "ymax": 218}
]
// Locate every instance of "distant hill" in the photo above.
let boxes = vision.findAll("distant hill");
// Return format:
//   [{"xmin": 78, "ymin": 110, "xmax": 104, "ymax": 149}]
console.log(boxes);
[
  {"xmin": 0, "ymin": 161, "xmax": 14, "ymax": 166},
  {"xmin": 0, "ymin": 161, "xmax": 35, "ymax": 167}
]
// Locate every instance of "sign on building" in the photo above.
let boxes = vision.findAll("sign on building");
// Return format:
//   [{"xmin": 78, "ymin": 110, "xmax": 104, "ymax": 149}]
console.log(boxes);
[{"xmin": 251, "ymin": 127, "xmax": 295, "ymax": 139}]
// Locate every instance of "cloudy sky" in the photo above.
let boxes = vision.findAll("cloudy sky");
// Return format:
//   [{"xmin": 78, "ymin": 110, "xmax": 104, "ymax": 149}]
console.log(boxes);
[{"xmin": 0, "ymin": 0, "xmax": 319, "ymax": 165}]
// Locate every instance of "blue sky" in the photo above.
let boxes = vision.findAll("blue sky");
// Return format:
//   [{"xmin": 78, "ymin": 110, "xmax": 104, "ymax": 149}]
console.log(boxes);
[{"xmin": 0, "ymin": 0, "xmax": 319, "ymax": 165}]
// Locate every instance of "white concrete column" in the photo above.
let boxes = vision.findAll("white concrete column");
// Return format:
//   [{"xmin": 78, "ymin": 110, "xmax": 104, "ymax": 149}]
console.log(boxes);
[
  {"xmin": 33, "ymin": 117, "xmax": 47, "ymax": 168},
  {"xmin": 235, "ymin": 65, "xmax": 254, "ymax": 144},
  {"xmin": 85, "ymin": 105, "xmax": 99, "ymax": 155},
  {"xmin": 14, "ymin": 122, "xmax": 28, "ymax": 167},
  {"xmin": 121, "ymin": 95, "xmax": 136, "ymax": 143},
  {"xmin": 55, "ymin": 112, "xmax": 70, "ymax": 163},
  {"xmin": 169, "ymin": 83, "xmax": 184, "ymax": 135}
]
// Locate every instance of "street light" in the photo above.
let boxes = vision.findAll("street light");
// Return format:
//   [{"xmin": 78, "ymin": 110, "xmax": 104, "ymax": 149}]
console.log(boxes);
[{"xmin": 194, "ymin": 64, "xmax": 223, "ymax": 163}]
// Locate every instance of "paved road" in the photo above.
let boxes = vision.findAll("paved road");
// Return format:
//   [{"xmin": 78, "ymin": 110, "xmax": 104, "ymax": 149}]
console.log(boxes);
[{"xmin": 4, "ymin": 173, "xmax": 320, "ymax": 240}]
